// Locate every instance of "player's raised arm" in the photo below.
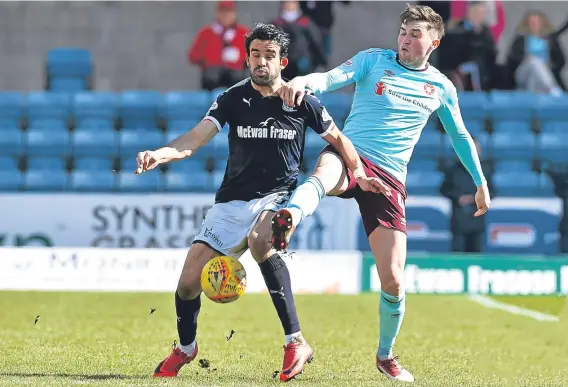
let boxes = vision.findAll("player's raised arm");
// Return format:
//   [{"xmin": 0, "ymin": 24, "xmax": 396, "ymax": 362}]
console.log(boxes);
[
  {"xmin": 280, "ymin": 49, "xmax": 379, "ymax": 106},
  {"xmin": 437, "ymin": 82, "xmax": 490, "ymax": 215},
  {"xmin": 136, "ymin": 91, "xmax": 231, "ymax": 174},
  {"xmin": 135, "ymin": 120, "xmax": 218, "ymax": 174},
  {"xmin": 304, "ymin": 95, "xmax": 391, "ymax": 195}
]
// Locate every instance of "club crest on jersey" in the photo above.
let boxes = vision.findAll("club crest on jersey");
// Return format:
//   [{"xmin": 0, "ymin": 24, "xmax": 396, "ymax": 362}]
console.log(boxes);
[
  {"xmin": 342, "ymin": 59, "xmax": 353, "ymax": 66},
  {"xmin": 375, "ymin": 81, "xmax": 386, "ymax": 96},
  {"xmin": 384, "ymin": 69, "xmax": 395, "ymax": 77},
  {"xmin": 424, "ymin": 83, "xmax": 436, "ymax": 96},
  {"xmin": 282, "ymin": 101, "xmax": 296, "ymax": 112}
]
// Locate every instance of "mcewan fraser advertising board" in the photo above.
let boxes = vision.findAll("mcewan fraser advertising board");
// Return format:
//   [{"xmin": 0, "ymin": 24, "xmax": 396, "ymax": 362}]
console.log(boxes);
[{"xmin": 361, "ymin": 254, "xmax": 568, "ymax": 295}]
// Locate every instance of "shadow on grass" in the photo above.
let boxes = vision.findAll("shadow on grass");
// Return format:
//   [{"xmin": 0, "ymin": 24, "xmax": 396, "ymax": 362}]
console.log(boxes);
[{"xmin": 0, "ymin": 372, "xmax": 145, "ymax": 380}]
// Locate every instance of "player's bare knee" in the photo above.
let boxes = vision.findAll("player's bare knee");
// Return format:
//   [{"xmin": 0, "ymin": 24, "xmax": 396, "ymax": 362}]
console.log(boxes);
[
  {"xmin": 248, "ymin": 233, "xmax": 272, "ymax": 263},
  {"xmin": 177, "ymin": 242, "xmax": 217, "ymax": 299},
  {"xmin": 176, "ymin": 278, "xmax": 201, "ymax": 300},
  {"xmin": 379, "ymin": 267, "xmax": 404, "ymax": 295},
  {"xmin": 313, "ymin": 152, "xmax": 347, "ymax": 194}
]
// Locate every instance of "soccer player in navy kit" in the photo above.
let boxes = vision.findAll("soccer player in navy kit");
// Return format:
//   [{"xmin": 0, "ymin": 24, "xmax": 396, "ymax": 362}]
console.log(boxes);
[{"xmin": 136, "ymin": 23, "xmax": 383, "ymax": 382}]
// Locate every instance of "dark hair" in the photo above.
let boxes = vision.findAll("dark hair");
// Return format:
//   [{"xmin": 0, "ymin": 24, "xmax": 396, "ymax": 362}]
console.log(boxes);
[
  {"xmin": 400, "ymin": 4, "xmax": 446, "ymax": 39},
  {"xmin": 244, "ymin": 23, "xmax": 290, "ymax": 58}
]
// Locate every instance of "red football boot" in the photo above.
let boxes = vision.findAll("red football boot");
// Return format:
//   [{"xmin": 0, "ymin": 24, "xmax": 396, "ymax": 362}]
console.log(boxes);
[
  {"xmin": 376, "ymin": 355, "xmax": 414, "ymax": 382},
  {"xmin": 271, "ymin": 209, "xmax": 294, "ymax": 251},
  {"xmin": 279, "ymin": 338, "xmax": 313, "ymax": 382},
  {"xmin": 153, "ymin": 340, "xmax": 198, "ymax": 377}
]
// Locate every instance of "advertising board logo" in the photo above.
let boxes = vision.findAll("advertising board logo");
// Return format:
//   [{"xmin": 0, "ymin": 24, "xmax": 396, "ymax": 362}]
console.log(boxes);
[
  {"xmin": 489, "ymin": 224, "xmax": 536, "ymax": 248},
  {"xmin": 406, "ymin": 221, "xmax": 428, "ymax": 240}
]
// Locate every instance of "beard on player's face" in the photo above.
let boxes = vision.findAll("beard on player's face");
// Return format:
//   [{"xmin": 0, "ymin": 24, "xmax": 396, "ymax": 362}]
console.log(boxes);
[{"xmin": 250, "ymin": 65, "xmax": 280, "ymax": 86}]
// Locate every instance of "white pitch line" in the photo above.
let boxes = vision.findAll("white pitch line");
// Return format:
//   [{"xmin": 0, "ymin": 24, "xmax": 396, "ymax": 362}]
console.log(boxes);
[{"xmin": 468, "ymin": 294, "xmax": 560, "ymax": 322}]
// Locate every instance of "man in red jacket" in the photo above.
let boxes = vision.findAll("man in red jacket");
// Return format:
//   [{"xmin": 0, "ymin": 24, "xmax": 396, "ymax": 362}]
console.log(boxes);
[{"xmin": 188, "ymin": 1, "xmax": 249, "ymax": 90}]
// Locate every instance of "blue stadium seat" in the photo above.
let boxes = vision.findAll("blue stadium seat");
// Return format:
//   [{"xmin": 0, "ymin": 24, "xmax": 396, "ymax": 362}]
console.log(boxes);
[
  {"xmin": 70, "ymin": 170, "xmax": 115, "ymax": 192},
  {"xmin": 214, "ymin": 157, "xmax": 228, "ymax": 171},
  {"xmin": 493, "ymin": 171, "xmax": 540, "ymax": 197},
  {"xmin": 212, "ymin": 170, "xmax": 225, "ymax": 188},
  {"xmin": 27, "ymin": 129, "xmax": 70, "ymax": 157},
  {"xmin": 120, "ymin": 157, "xmax": 138, "ymax": 172},
  {"xmin": 408, "ymin": 159, "xmax": 438, "ymax": 172},
  {"xmin": 165, "ymin": 171, "xmax": 211, "ymax": 192},
  {"xmin": 492, "ymin": 132, "xmax": 536, "ymax": 160},
  {"xmin": 166, "ymin": 127, "xmax": 186, "ymax": 143},
  {"xmin": 414, "ymin": 131, "xmax": 441, "ymax": 158},
  {"xmin": 494, "ymin": 160, "xmax": 533, "ymax": 174},
  {"xmin": 0, "ymin": 92, "xmax": 25, "ymax": 129},
  {"xmin": 305, "ymin": 131, "xmax": 326, "ymax": 157},
  {"xmin": 167, "ymin": 120, "xmax": 201, "ymax": 132},
  {"xmin": 74, "ymin": 157, "xmax": 114, "ymax": 171},
  {"xmin": 540, "ymin": 173, "xmax": 555, "ymax": 197},
  {"xmin": 489, "ymin": 91, "xmax": 535, "ymax": 133},
  {"xmin": 209, "ymin": 129, "xmax": 228, "ymax": 155},
  {"xmin": 405, "ymin": 171, "xmax": 443, "ymax": 195},
  {"xmin": 24, "ymin": 170, "xmax": 68, "ymax": 191},
  {"xmin": 50, "ymin": 77, "xmax": 87, "ymax": 92},
  {"xmin": 457, "ymin": 91, "xmax": 488, "ymax": 135},
  {"xmin": 117, "ymin": 170, "xmax": 162, "ymax": 192},
  {"xmin": 423, "ymin": 117, "xmax": 439, "ymax": 132},
  {"xmin": 72, "ymin": 129, "xmax": 117, "ymax": 157},
  {"xmin": 0, "ymin": 170, "xmax": 23, "ymax": 191},
  {"xmin": 47, "ymin": 48, "xmax": 93, "ymax": 78},
  {"xmin": 318, "ymin": 93, "xmax": 352, "ymax": 122},
  {"xmin": 536, "ymin": 94, "xmax": 568, "ymax": 128},
  {"xmin": 119, "ymin": 91, "xmax": 162, "ymax": 129},
  {"xmin": 164, "ymin": 91, "xmax": 211, "ymax": 121},
  {"xmin": 73, "ymin": 92, "xmax": 118, "ymax": 130},
  {"xmin": 119, "ymin": 128, "xmax": 164, "ymax": 158},
  {"xmin": 0, "ymin": 156, "xmax": 19, "ymax": 170},
  {"xmin": 0, "ymin": 128, "xmax": 23, "ymax": 156},
  {"xmin": 169, "ymin": 158, "xmax": 206, "ymax": 172},
  {"xmin": 539, "ymin": 132, "xmax": 568, "ymax": 165},
  {"xmin": 27, "ymin": 92, "xmax": 71, "ymax": 130},
  {"xmin": 540, "ymin": 122, "xmax": 567, "ymax": 133},
  {"xmin": 27, "ymin": 157, "xmax": 66, "ymax": 171}
]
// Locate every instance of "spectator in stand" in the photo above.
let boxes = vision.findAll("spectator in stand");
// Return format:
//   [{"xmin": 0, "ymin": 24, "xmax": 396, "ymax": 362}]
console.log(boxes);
[
  {"xmin": 448, "ymin": 0, "xmax": 506, "ymax": 44},
  {"xmin": 440, "ymin": 138, "xmax": 494, "ymax": 253},
  {"xmin": 272, "ymin": 0, "xmax": 327, "ymax": 80},
  {"xmin": 441, "ymin": 1, "xmax": 497, "ymax": 91},
  {"xmin": 188, "ymin": 1, "xmax": 249, "ymax": 90},
  {"xmin": 507, "ymin": 11, "xmax": 568, "ymax": 95},
  {"xmin": 548, "ymin": 165, "xmax": 568, "ymax": 253},
  {"xmin": 299, "ymin": 0, "xmax": 350, "ymax": 59}
]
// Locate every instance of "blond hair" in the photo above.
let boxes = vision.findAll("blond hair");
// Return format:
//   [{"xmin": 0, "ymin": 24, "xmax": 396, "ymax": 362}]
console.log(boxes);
[
  {"xmin": 400, "ymin": 4, "xmax": 446, "ymax": 39},
  {"xmin": 516, "ymin": 10, "xmax": 554, "ymax": 37}
]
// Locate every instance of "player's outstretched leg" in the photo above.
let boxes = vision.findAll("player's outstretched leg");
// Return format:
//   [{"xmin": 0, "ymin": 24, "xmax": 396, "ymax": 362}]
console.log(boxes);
[
  {"xmin": 369, "ymin": 226, "xmax": 414, "ymax": 383},
  {"xmin": 249, "ymin": 211, "xmax": 313, "ymax": 382},
  {"xmin": 154, "ymin": 242, "xmax": 218, "ymax": 377},
  {"xmin": 271, "ymin": 151, "xmax": 348, "ymax": 251}
]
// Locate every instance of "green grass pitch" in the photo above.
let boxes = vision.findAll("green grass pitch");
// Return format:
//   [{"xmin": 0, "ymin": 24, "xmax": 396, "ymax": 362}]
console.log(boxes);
[{"xmin": 0, "ymin": 291, "xmax": 566, "ymax": 387}]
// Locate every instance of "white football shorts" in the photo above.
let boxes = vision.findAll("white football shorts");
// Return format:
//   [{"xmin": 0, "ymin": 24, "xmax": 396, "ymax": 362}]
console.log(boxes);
[{"xmin": 192, "ymin": 191, "xmax": 289, "ymax": 258}]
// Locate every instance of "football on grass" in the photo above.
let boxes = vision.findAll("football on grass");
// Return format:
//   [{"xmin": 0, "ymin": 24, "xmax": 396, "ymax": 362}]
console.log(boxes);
[{"xmin": 201, "ymin": 256, "xmax": 247, "ymax": 303}]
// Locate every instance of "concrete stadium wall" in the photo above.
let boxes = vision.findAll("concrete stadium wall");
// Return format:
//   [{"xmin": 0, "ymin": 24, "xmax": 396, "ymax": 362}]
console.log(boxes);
[{"xmin": 0, "ymin": 1, "xmax": 566, "ymax": 91}]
